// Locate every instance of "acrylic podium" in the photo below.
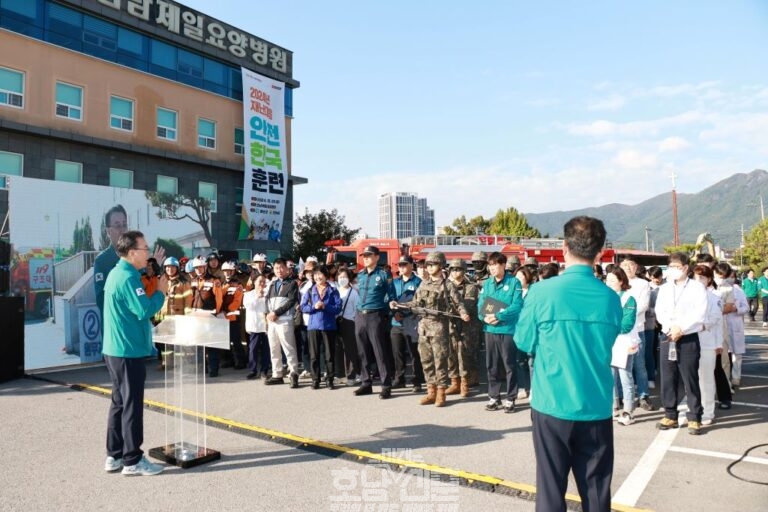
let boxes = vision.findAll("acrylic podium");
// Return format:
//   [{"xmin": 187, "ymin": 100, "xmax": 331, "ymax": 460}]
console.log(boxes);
[{"xmin": 149, "ymin": 312, "xmax": 230, "ymax": 468}]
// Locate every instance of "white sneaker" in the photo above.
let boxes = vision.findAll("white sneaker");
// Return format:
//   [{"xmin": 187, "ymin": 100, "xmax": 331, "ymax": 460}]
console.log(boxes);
[
  {"xmin": 702, "ymin": 418, "xmax": 714, "ymax": 426},
  {"xmin": 762, "ymin": 322, "xmax": 766, "ymax": 327},
  {"xmin": 104, "ymin": 456, "xmax": 123, "ymax": 472},
  {"xmin": 299, "ymin": 370, "xmax": 311, "ymax": 379},
  {"xmin": 517, "ymin": 389, "xmax": 528, "ymax": 400},
  {"xmin": 617, "ymin": 412, "xmax": 635, "ymax": 426},
  {"xmin": 648, "ymin": 380, "xmax": 655, "ymax": 390},
  {"xmin": 121, "ymin": 456, "xmax": 164, "ymax": 476}
]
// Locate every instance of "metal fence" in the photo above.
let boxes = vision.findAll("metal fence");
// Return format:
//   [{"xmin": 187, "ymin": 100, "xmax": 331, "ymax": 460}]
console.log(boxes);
[{"xmin": 54, "ymin": 251, "xmax": 99, "ymax": 294}]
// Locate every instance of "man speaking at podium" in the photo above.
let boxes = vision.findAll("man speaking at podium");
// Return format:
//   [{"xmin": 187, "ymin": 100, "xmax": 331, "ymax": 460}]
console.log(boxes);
[{"xmin": 102, "ymin": 231, "xmax": 166, "ymax": 476}]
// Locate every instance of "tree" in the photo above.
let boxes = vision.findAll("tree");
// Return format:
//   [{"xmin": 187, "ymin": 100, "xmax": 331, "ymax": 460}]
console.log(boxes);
[
  {"xmin": 488, "ymin": 207, "xmax": 542, "ymax": 237},
  {"xmin": 443, "ymin": 215, "xmax": 492, "ymax": 236},
  {"xmin": 155, "ymin": 238, "xmax": 185, "ymax": 260},
  {"xmin": 145, "ymin": 192, "xmax": 213, "ymax": 247},
  {"xmin": 98, "ymin": 215, "xmax": 110, "ymax": 250},
  {"xmin": 662, "ymin": 243, "xmax": 698, "ymax": 256},
  {"xmin": 71, "ymin": 217, "xmax": 95, "ymax": 253},
  {"xmin": 740, "ymin": 219, "xmax": 768, "ymax": 271},
  {"xmin": 293, "ymin": 208, "xmax": 360, "ymax": 260}
]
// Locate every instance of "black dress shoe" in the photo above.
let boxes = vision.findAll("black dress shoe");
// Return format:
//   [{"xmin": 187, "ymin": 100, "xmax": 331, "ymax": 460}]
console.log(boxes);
[
  {"xmin": 265, "ymin": 376, "xmax": 284, "ymax": 385},
  {"xmin": 379, "ymin": 388, "xmax": 392, "ymax": 400},
  {"xmin": 391, "ymin": 379, "xmax": 406, "ymax": 389},
  {"xmin": 327, "ymin": 378, "xmax": 335, "ymax": 390},
  {"xmin": 246, "ymin": 372, "xmax": 259, "ymax": 380},
  {"xmin": 312, "ymin": 381, "xmax": 320, "ymax": 389},
  {"xmin": 354, "ymin": 386, "xmax": 373, "ymax": 396},
  {"xmin": 290, "ymin": 373, "xmax": 299, "ymax": 388},
  {"xmin": 208, "ymin": 370, "xmax": 219, "ymax": 378}
]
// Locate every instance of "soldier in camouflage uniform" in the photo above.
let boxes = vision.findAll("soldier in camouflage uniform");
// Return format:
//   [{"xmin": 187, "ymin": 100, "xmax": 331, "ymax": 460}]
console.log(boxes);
[
  {"xmin": 467, "ymin": 251, "xmax": 490, "ymax": 387},
  {"xmin": 445, "ymin": 259, "xmax": 481, "ymax": 398},
  {"xmin": 391, "ymin": 252, "xmax": 469, "ymax": 407}
]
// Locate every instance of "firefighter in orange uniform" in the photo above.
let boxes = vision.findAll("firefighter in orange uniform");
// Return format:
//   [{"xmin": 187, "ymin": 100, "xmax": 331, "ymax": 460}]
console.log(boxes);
[
  {"xmin": 190, "ymin": 256, "xmax": 224, "ymax": 376},
  {"xmin": 221, "ymin": 260, "xmax": 247, "ymax": 370}
]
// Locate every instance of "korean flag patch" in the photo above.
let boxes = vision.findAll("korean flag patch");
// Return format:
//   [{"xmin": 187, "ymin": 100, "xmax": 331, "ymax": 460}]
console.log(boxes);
[
  {"xmin": 136, "ymin": 288, "xmax": 146, "ymax": 296},
  {"xmin": 94, "ymin": 272, "xmax": 104, "ymax": 283}
]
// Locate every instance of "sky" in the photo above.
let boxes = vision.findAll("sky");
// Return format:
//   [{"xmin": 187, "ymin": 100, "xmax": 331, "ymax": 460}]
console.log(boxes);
[{"xmin": 184, "ymin": 0, "xmax": 768, "ymax": 238}]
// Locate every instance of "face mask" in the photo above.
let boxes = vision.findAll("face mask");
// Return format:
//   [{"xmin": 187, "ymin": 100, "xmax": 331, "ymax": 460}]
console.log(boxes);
[
  {"xmin": 714, "ymin": 277, "xmax": 723, "ymax": 286},
  {"xmin": 666, "ymin": 268, "xmax": 683, "ymax": 282},
  {"xmin": 337, "ymin": 277, "xmax": 349, "ymax": 287}
]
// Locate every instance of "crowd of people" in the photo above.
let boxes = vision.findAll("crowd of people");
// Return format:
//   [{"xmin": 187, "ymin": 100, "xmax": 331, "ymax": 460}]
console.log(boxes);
[{"xmin": 103, "ymin": 216, "xmax": 751, "ymax": 500}]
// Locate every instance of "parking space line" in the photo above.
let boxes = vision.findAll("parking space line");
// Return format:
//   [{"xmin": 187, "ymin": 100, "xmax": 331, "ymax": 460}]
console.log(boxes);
[
  {"xmin": 63, "ymin": 379, "xmax": 653, "ymax": 512},
  {"xmin": 742, "ymin": 374, "xmax": 768, "ymax": 379},
  {"xmin": 731, "ymin": 401, "xmax": 768, "ymax": 409},
  {"xmin": 668, "ymin": 446, "xmax": 768, "ymax": 465},
  {"xmin": 612, "ymin": 429, "xmax": 678, "ymax": 507}
]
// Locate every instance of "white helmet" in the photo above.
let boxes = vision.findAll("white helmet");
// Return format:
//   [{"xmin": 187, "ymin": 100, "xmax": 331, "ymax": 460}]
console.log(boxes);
[
  {"xmin": 221, "ymin": 261, "xmax": 236, "ymax": 271},
  {"xmin": 192, "ymin": 256, "xmax": 206, "ymax": 268},
  {"xmin": 252, "ymin": 253, "xmax": 267, "ymax": 263}
]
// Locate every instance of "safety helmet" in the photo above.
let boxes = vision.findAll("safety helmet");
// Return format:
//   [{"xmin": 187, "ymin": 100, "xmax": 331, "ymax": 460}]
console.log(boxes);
[
  {"xmin": 206, "ymin": 252, "xmax": 220, "ymax": 262},
  {"xmin": 448, "ymin": 258, "xmax": 466, "ymax": 270},
  {"xmin": 221, "ymin": 261, "xmax": 236, "ymax": 271},
  {"xmin": 425, "ymin": 252, "xmax": 446, "ymax": 266},
  {"xmin": 525, "ymin": 256, "xmax": 539, "ymax": 266},
  {"xmin": 192, "ymin": 256, "xmax": 207, "ymax": 268},
  {"xmin": 471, "ymin": 251, "xmax": 487, "ymax": 262},
  {"xmin": 252, "ymin": 253, "xmax": 267, "ymax": 263},
  {"xmin": 163, "ymin": 257, "xmax": 180, "ymax": 268}
]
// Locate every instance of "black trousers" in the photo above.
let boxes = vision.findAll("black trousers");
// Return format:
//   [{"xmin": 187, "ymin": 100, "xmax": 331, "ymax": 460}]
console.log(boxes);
[
  {"xmin": 308, "ymin": 329, "xmax": 335, "ymax": 382},
  {"xmin": 105, "ymin": 355, "xmax": 146, "ymax": 467},
  {"xmin": 337, "ymin": 317, "xmax": 361, "ymax": 379},
  {"xmin": 229, "ymin": 319, "xmax": 246, "ymax": 367},
  {"xmin": 660, "ymin": 333, "xmax": 703, "ymax": 422},
  {"xmin": 391, "ymin": 325, "xmax": 424, "ymax": 385},
  {"xmin": 532, "ymin": 410, "xmax": 613, "ymax": 512},
  {"xmin": 248, "ymin": 331, "xmax": 270, "ymax": 374},
  {"xmin": 747, "ymin": 297, "xmax": 759, "ymax": 320},
  {"xmin": 714, "ymin": 353, "xmax": 732, "ymax": 403},
  {"xmin": 485, "ymin": 333, "xmax": 518, "ymax": 401},
  {"xmin": 355, "ymin": 311, "xmax": 394, "ymax": 388},
  {"xmin": 763, "ymin": 297, "xmax": 768, "ymax": 322}
]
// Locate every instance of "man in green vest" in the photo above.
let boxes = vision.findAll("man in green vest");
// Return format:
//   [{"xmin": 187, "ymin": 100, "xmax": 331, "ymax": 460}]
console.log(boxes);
[{"xmin": 516, "ymin": 216, "xmax": 622, "ymax": 512}]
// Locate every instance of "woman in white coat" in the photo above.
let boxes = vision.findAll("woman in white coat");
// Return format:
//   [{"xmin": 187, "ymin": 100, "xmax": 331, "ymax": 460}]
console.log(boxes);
[{"xmin": 693, "ymin": 265, "xmax": 723, "ymax": 425}]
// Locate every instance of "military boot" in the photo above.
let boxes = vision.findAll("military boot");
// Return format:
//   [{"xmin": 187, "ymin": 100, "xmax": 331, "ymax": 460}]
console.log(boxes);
[
  {"xmin": 460, "ymin": 377, "xmax": 470, "ymax": 397},
  {"xmin": 419, "ymin": 384, "xmax": 436, "ymax": 405},
  {"xmin": 435, "ymin": 386, "xmax": 447, "ymax": 407},
  {"xmin": 445, "ymin": 377, "xmax": 460, "ymax": 395}
]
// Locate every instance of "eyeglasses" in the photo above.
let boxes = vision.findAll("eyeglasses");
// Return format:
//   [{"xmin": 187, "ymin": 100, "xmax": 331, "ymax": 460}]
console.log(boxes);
[
  {"xmin": 109, "ymin": 223, "xmax": 128, "ymax": 229},
  {"xmin": 133, "ymin": 246, "xmax": 151, "ymax": 252}
]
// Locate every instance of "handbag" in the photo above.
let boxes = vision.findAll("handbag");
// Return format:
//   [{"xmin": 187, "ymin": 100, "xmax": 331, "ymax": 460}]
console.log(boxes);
[{"xmin": 336, "ymin": 289, "xmax": 351, "ymax": 327}]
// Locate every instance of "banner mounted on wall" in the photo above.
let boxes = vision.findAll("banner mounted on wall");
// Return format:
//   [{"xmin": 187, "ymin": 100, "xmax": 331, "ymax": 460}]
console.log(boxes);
[{"xmin": 239, "ymin": 68, "xmax": 287, "ymax": 242}]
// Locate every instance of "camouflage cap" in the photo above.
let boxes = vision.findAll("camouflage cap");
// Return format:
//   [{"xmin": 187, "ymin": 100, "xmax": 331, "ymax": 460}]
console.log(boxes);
[
  {"xmin": 448, "ymin": 258, "xmax": 466, "ymax": 270},
  {"xmin": 425, "ymin": 252, "xmax": 446, "ymax": 265},
  {"xmin": 471, "ymin": 251, "xmax": 488, "ymax": 262},
  {"xmin": 525, "ymin": 256, "xmax": 539, "ymax": 266}
]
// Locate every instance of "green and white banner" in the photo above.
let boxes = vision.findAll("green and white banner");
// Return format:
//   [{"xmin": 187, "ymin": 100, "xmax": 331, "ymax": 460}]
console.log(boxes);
[{"xmin": 239, "ymin": 68, "xmax": 287, "ymax": 242}]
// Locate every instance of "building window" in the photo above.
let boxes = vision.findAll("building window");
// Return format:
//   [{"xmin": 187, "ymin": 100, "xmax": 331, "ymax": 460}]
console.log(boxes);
[
  {"xmin": 198, "ymin": 118, "xmax": 216, "ymax": 149},
  {"xmin": 198, "ymin": 182, "xmax": 217, "ymax": 213},
  {"xmin": 157, "ymin": 175, "xmax": 178, "ymax": 195},
  {"xmin": 234, "ymin": 128, "xmax": 244, "ymax": 155},
  {"xmin": 55, "ymin": 160, "xmax": 82, "ymax": 183},
  {"xmin": 0, "ymin": 150, "xmax": 23, "ymax": 189},
  {"xmin": 109, "ymin": 95, "xmax": 133, "ymax": 131},
  {"xmin": 55, "ymin": 81, "xmax": 82, "ymax": 120},
  {"xmin": 0, "ymin": 66, "xmax": 24, "ymax": 108},
  {"xmin": 156, "ymin": 107, "xmax": 177, "ymax": 141},
  {"xmin": 109, "ymin": 168, "xmax": 133, "ymax": 189}
]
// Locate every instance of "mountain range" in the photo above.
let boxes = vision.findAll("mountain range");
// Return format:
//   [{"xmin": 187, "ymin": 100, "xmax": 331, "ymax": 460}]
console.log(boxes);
[{"xmin": 525, "ymin": 169, "xmax": 768, "ymax": 251}]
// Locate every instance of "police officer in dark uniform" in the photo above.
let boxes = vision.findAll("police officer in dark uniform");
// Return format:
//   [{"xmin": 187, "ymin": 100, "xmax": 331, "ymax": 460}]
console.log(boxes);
[{"xmin": 353, "ymin": 245, "xmax": 396, "ymax": 399}]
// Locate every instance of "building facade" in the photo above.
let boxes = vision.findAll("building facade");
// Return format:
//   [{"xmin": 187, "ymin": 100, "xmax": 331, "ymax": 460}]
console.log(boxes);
[
  {"xmin": 378, "ymin": 192, "xmax": 434, "ymax": 239},
  {"xmin": 0, "ymin": 0, "xmax": 303, "ymax": 257}
]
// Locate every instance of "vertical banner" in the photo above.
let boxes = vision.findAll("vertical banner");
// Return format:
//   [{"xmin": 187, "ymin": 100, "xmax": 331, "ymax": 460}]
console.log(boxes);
[{"xmin": 239, "ymin": 68, "xmax": 287, "ymax": 241}]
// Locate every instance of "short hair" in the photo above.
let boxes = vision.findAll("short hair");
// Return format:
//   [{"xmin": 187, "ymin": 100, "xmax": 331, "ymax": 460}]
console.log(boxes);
[
  {"xmin": 515, "ymin": 266, "xmax": 534, "ymax": 284},
  {"xmin": 105, "ymin": 204, "xmax": 127, "ymax": 228},
  {"xmin": 563, "ymin": 216, "xmax": 606, "ymax": 261},
  {"xmin": 487, "ymin": 252, "xmax": 507, "ymax": 265},
  {"xmin": 648, "ymin": 266, "xmax": 664, "ymax": 279},
  {"xmin": 273, "ymin": 257, "xmax": 288, "ymax": 267},
  {"xmin": 116, "ymin": 230, "xmax": 144, "ymax": 257},
  {"xmin": 314, "ymin": 265, "xmax": 330, "ymax": 278},
  {"xmin": 746, "ymin": 268, "xmax": 755, "ymax": 274},
  {"xmin": 668, "ymin": 252, "xmax": 689, "ymax": 267},
  {"xmin": 620, "ymin": 255, "xmax": 637, "ymax": 265},
  {"xmin": 337, "ymin": 267, "xmax": 355, "ymax": 282},
  {"xmin": 609, "ymin": 266, "xmax": 631, "ymax": 291},
  {"xmin": 696, "ymin": 253, "xmax": 716, "ymax": 264},
  {"xmin": 594, "ymin": 264, "xmax": 604, "ymax": 277},
  {"xmin": 538, "ymin": 262, "xmax": 560, "ymax": 280},
  {"xmin": 713, "ymin": 262, "xmax": 732, "ymax": 278},
  {"xmin": 693, "ymin": 264, "xmax": 715, "ymax": 287},
  {"xmin": 605, "ymin": 263, "xmax": 615, "ymax": 274}
]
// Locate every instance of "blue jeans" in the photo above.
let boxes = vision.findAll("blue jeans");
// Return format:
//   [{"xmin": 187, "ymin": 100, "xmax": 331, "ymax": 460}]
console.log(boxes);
[
  {"xmin": 632, "ymin": 331, "xmax": 650, "ymax": 397},
  {"xmin": 642, "ymin": 329, "xmax": 656, "ymax": 383},
  {"xmin": 614, "ymin": 354, "xmax": 635, "ymax": 413}
]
